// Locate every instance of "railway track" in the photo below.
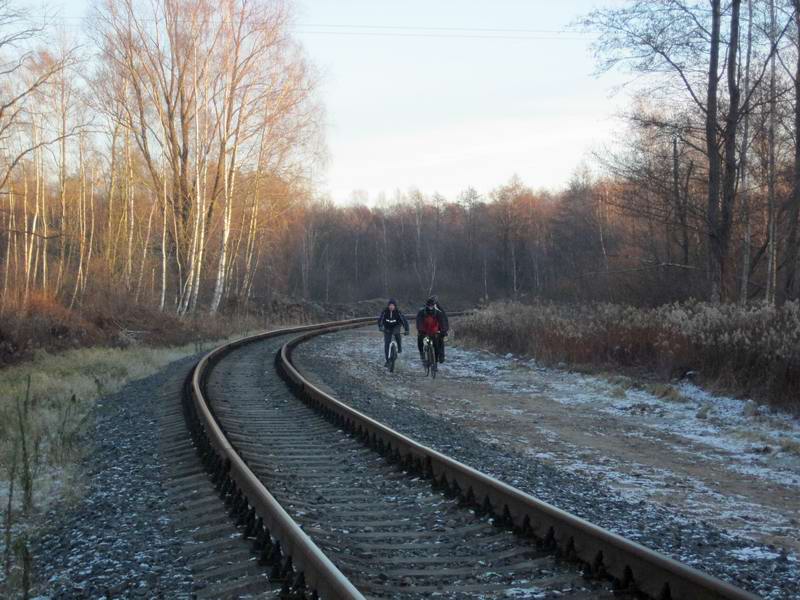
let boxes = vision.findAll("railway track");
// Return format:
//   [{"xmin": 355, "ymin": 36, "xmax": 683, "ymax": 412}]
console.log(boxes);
[{"xmin": 180, "ymin": 318, "xmax": 761, "ymax": 599}]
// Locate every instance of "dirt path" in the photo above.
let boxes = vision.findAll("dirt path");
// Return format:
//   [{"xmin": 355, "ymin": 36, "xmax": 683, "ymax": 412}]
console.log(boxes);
[{"xmin": 299, "ymin": 327, "xmax": 800, "ymax": 558}]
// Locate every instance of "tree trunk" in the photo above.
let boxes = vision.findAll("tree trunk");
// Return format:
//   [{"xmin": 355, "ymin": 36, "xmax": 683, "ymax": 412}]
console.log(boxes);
[
  {"xmin": 765, "ymin": 0, "xmax": 778, "ymax": 303},
  {"xmin": 125, "ymin": 129, "xmax": 135, "ymax": 290},
  {"xmin": 82, "ymin": 165, "xmax": 96, "ymax": 294},
  {"xmin": 720, "ymin": 0, "xmax": 741, "ymax": 303},
  {"xmin": 23, "ymin": 168, "xmax": 36, "ymax": 306},
  {"xmin": 739, "ymin": 0, "xmax": 754, "ymax": 305},
  {"xmin": 136, "ymin": 199, "xmax": 157, "ymax": 302},
  {"xmin": 382, "ymin": 214, "xmax": 389, "ymax": 296},
  {"xmin": 706, "ymin": 0, "xmax": 722, "ymax": 303},
  {"xmin": 2, "ymin": 186, "xmax": 13, "ymax": 314},
  {"xmin": 160, "ymin": 166, "xmax": 168, "ymax": 311},
  {"xmin": 69, "ymin": 137, "xmax": 87, "ymax": 310},
  {"xmin": 55, "ymin": 88, "xmax": 68, "ymax": 297},
  {"xmin": 106, "ymin": 126, "xmax": 119, "ymax": 277},
  {"xmin": 784, "ymin": 1, "xmax": 800, "ymax": 300}
]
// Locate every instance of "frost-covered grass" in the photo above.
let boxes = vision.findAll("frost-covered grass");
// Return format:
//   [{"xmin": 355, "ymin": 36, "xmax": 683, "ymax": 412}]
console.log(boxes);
[
  {"xmin": 460, "ymin": 301, "xmax": 800, "ymax": 409},
  {"xmin": 0, "ymin": 330, "xmax": 259, "ymax": 593},
  {"xmin": 0, "ymin": 333, "xmax": 259, "ymax": 507}
]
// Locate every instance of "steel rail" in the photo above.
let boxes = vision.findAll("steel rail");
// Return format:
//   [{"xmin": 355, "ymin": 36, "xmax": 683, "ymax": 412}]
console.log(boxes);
[
  {"xmin": 189, "ymin": 319, "xmax": 372, "ymax": 600},
  {"xmin": 279, "ymin": 322, "xmax": 762, "ymax": 600}
]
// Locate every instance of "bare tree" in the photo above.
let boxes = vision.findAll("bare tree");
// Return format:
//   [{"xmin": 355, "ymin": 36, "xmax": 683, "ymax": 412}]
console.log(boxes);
[
  {"xmin": 784, "ymin": 0, "xmax": 800, "ymax": 299},
  {"xmin": 0, "ymin": 3, "xmax": 77, "ymax": 198}
]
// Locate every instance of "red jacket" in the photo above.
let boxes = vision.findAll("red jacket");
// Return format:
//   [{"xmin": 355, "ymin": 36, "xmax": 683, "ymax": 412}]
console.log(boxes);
[{"xmin": 416, "ymin": 307, "xmax": 447, "ymax": 335}]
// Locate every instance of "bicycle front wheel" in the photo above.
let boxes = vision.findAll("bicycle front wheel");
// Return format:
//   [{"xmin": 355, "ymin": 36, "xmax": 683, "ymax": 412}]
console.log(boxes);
[{"xmin": 425, "ymin": 345, "xmax": 435, "ymax": 377}]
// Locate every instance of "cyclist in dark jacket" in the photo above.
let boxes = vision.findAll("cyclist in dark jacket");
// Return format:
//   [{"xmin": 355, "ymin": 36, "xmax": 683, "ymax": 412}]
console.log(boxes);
[
  {"xmin": 416, "ymin": 296, "xmax": 449, "ymax": 363},
  {"xmin": 378, "ymin": 299, "xmax": 409, "ymax": 365}
]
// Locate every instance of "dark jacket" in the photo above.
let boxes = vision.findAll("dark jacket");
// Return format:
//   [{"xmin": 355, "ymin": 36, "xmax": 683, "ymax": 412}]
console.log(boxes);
[
  {"xmin": 378, "ymin": 307, "xmax": 409, "ymax": 332},
  {"xmin": 416, "ymin": 306, "xmax": 448, "ymax": 335}
]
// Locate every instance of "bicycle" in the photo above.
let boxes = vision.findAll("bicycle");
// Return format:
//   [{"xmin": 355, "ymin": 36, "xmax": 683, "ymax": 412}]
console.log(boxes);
[
  {"xmin": 387, "ymin": 337, "xmax": 399, "ymax": 372},
  {"xmin": 422, "ymin": 335, "xmax": 437, "ymax": 378}
]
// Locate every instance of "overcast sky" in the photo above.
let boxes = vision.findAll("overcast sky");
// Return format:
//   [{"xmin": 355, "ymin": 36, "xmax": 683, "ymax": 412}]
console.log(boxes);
[{"xmin": 40, "ymin": 0, "xmax": 630, "ymax": 202}]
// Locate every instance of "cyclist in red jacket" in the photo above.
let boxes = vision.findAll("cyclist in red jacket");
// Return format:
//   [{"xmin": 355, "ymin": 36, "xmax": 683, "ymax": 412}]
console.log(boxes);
[{"xmin": 416, "ymin": 296, "xmax": 449, "ymax": 364}]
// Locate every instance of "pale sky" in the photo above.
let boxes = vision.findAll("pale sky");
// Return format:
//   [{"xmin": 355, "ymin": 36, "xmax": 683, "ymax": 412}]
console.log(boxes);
[{"xmin": 38, "ymin": 0, "xmax": 630, "ymax": 202}]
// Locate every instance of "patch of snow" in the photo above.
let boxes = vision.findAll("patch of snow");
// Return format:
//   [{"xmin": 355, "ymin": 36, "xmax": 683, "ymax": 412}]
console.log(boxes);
[
  {"xmin": 730, "ymin": 547, "xmax": 783, "ymax": 561},
  {"xmin": 504, "ymin": 588, "xmax": 546, "ymax": 598}
]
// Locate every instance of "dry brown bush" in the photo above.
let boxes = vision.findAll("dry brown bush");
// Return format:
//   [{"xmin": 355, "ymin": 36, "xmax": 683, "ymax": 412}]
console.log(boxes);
[{"xmin": 459, "ymin": 301, "xmax": 800, "ymax": 410}]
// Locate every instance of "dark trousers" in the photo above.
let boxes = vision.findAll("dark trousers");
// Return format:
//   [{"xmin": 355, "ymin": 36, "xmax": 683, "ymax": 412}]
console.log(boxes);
[
  {"xmin": 384, "ymin": 329, "xmax": 402, "ymax": 361},
  {"xmin": 417, "ymin": 333, "xmax": 444, "ymax": 362}
]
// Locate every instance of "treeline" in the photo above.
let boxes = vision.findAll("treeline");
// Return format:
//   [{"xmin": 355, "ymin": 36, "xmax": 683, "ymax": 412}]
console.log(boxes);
[
  {"xmin": 4, "ymin": 0, "xmax": 800, "ymax": 322},
  {"xmin": 281, "ymin": 176, "xmax": 718, "ymax": 306},
  {"xmin": 285, "ymin": 181, "xmax": 631, "ymax": 305}
]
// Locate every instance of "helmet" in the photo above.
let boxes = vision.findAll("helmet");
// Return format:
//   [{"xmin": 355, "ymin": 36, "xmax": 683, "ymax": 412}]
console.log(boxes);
[
  {"xmin": 388, "ymin": 298, "xmax": 397, "ymax": 307},
  {"xmin": 425, "ymin": 296, "xmax": 436, "ymax": 308}
]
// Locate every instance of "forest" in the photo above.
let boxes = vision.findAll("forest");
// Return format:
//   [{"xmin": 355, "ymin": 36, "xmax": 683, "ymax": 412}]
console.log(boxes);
[{"xmin": 2, "ymin": 0, "xmax": 800, "ymax": 336}]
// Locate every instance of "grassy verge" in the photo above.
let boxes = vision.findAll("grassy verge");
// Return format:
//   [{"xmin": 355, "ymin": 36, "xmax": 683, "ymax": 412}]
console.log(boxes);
[
  {"xmin": 0, "ymin": 327, "xmax": 261, "ymax": 595},
  {"xmin": 458, "ymin": 300, "xmax": 800, "ymax": 411}
]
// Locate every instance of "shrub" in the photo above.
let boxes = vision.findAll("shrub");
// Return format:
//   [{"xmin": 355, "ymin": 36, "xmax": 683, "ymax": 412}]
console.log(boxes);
[
  {"xmin": 459, "ymin": 300, "xmax": 800, "ymax": 409},
  {"xmin": 0, "ymin": 291, "xmax": 265, "ymax": 368}
]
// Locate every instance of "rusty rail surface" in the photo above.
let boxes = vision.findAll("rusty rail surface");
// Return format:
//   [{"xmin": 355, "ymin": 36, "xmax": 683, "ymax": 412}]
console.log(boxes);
[{"xmin": 279, "ymin": 321, "xmax": 761, "ymax": 600}]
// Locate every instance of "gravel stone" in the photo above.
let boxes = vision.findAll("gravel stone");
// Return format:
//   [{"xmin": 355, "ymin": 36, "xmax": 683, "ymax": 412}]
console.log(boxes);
[{"xmin": 32, "ymin": 356, "xmax": 199, "ymax": 599}]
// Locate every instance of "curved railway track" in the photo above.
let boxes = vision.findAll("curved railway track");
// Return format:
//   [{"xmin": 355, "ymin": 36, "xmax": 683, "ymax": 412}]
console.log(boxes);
[{"xmin": 180, "ymin": 318, "xmax": 761, "ymax": 600}]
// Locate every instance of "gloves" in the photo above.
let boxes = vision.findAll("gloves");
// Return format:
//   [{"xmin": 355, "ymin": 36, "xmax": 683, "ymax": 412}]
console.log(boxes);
[{"xmin": 442, "ymin": 332, "xmax": 448, "ymax": 338}]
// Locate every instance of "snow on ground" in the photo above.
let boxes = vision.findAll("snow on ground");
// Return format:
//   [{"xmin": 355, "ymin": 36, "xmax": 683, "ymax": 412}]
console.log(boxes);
[
  {"xmin": 439, "ymin": 345, "xmax": 800, "ymax": 489},
  {"xmin": 442, "ymin": 344, "xmax": 800, "ymax": 556}
]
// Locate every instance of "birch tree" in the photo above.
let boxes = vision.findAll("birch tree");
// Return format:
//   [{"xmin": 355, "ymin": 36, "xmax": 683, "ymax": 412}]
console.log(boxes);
[{"xmin": 94, "ymin": 0, "xmax": 319, "ymax": 314}]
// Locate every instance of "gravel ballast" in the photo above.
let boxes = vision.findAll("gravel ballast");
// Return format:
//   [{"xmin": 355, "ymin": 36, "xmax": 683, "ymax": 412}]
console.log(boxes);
[{"xmin": 32, "ymin": 357, "xmax": 198, "ymax": 599}]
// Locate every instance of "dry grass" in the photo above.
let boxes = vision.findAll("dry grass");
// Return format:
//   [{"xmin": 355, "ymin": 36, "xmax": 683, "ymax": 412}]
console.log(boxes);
[
  {"xmin": 0, "ymin": 330, "xmax": 258, "ymax": 499},
  {"xmin": 459, "ymin": 300, "xmax": 800, "ymax": 409},
  {"xmin": 0, "ymin": 290, "xmax": 321, "ymax": 368},
  {"xmin": 610, "ymin": 386, "xmax": 628, "ymax": 399},
  {"xmin": 644, "ymin": 383, "xmax": 688, "ymax": 403},
  {"xmin": 779, "ymin": 437, "xmax": 800, "ymax": 455}
]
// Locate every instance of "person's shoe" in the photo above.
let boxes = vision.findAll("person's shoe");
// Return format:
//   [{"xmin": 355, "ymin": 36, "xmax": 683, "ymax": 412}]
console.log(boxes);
[{"xmin": 384, "ymin": 359, "xmax": 389, "ymax": 367}]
